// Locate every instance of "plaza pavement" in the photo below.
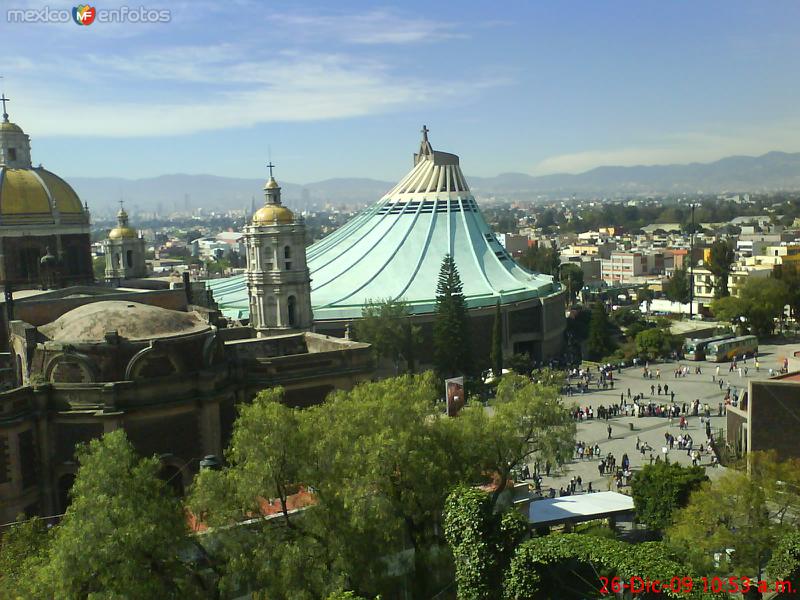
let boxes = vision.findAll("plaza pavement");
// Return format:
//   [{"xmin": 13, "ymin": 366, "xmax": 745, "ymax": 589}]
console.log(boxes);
[{"xmin": 526, "ymin": 341, "xmax": 800, "ymax": 497}]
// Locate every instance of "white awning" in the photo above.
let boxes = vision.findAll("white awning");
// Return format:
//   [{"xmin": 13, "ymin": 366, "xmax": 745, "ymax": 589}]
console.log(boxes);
[{"xmin": 528, "ymin": 491, "xmax": 634, "ymax": 526}]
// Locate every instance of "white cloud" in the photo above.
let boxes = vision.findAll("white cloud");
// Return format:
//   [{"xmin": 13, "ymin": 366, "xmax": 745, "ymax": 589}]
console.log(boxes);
[
  {"xmin": 270, "ymin": 10, "xmax": 464, "ymax": 45},
  {"xmin": 533, "ymin": 122, "xmax": 800, "ymax": 174},
  {"xmin": 7, "ymin": 49, "xmax": 476, "ymax": 136}
]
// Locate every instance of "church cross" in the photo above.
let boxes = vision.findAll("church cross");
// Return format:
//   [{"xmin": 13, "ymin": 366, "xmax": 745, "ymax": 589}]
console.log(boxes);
[
  {"xmin": 267, "ymin": 161, "xmax": 276, "ymax": 177},
  {"xmin": 421, "ymin": 125, "xmax": 429, "ymax": 141},
  {"xmin": 0, "ymin": 94, "xmax": 9, "ymax": 121}
]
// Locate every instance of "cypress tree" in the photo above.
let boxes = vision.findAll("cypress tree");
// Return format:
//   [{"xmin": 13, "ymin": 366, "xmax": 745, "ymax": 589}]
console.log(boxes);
[
  {"xmin": 433, "ymin": 254, "xmax": 472, "ymax": 377},
  {"xmin": 491, "ymin": 300, "xmax": 503, "ymax": 378}
]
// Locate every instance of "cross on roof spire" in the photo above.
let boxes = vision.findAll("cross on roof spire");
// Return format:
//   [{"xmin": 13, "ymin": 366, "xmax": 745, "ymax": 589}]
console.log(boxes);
[
  {"xmin": 267, "ymin": 161, "xmax": 276, "ymax": 178},
  {"xmin": 0, "ymin": 93, "xmax": 9, "ymax": 122},
  {"xmin": 421, "ymin": 124, "xmax": 429, "ymax": 141}
]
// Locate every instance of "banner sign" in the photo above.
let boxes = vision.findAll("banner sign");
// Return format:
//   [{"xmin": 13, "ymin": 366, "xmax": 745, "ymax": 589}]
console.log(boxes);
[{"xmin": 445, "ymin": 376, "xmax": 465, "ymax": 417}]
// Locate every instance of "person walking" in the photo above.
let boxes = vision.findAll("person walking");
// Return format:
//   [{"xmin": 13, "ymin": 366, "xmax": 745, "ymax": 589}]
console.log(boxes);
[{"xmin": 607, "ymin": 424, "xmax": 612, "ymax": 439}]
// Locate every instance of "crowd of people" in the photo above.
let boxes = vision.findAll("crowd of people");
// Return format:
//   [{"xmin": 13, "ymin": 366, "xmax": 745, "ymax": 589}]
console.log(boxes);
[{"xmin": 524, "ymin": 354, "xmax": 744, "ymax": 498}]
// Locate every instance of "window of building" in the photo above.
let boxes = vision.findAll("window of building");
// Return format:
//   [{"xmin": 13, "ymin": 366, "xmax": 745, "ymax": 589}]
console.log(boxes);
[
  {"xmin": 126, "ymin": 250, "xmax": 133, "ymax": 268},
  {"xmin": 288, "ymin": 295, "xmax": 297, "ymax": 326},
  {"xmin": 285, "ymin": 262, "xmax": 291, "ymax": 270},
  {"xmin": 284, "ymin": 245, "xmax": 291, "ymax": 259},
  {"xmin": 8, "ymin": 148, "xmax": 17, "ymax": 162}
]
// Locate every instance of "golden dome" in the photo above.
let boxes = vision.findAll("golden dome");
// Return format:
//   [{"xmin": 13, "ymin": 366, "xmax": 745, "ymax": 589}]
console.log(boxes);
[
  {"xmin": 0, "ymin": 121, "xmax": 24, "ymax": 134},
  {"xmin": 109, "ymin": 226, "xmax": 138, "ymax": 239},
  {"xmin": 265, "ymin": 177, "xmax": 280, "ymax": 190},
  {"xmin": 253, "ymin": 204, "xmax": 294, "ymax": 224},
  {"xmin": 0, "ymin": 166, "xmax": 86, "ymax": 224}
]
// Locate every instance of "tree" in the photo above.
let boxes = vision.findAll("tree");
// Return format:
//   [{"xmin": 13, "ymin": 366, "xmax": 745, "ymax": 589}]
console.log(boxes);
[
  {"xmin": 630, "ymin": 462, "xmax": 708, "ymax": 532},
  {"xmin": 587, "ymin": 303, "xmax": 615, "ymax": 360},
  {"xmin": 0, "ymin": 515, "xmax": 50, "ymax": 597},
  {"xmin": 505, "ymin": 534, "xmax": 716, "ymax": 600},
  {"xmin": 92, "ymin": 256, "xmax": 106, "ymax": 280},
  {"xmin": 667, "ymin": 451, "xmax": 800, "ymax": 579},
  {"xmin": 767, "ymin": 531, "xmax": 800, "ymax": 594},
  {"xmin": 711, "ymin": 278, "xmax": 790, "ymax": 336},
  {"xmin": 708, "ymin": 239, "xmax": 735, "ymax": 298},
  {"xmin": 559, "ymin": 263, "xmax": 584, "ymax": 304},
  {"xmin": 354, "ymin": 298, "xmax": 422, "ymax": 371},
  {"xmin": 664, "ymin": 266, "xmax": 691, "ymax": 304},
  {"xmin": 638, "ymin": 286, "xmax": 655, "ymax": 312},
  {"xmin": 30, "ymin": 430, "xmax": 204, "ymax": 599},
  {"xmin": 635, "ymin": 327, "xmax": 677, "ymax": 360},
  {"xmin": 433, "ymin": 254, "xmax": 472, "ymax": 377},
  {"xmin": 519, "ymin": 244, "xmax": 559, "ymax": 275},
  {"xmin": 710, "ymin": 294, "xmax": 748, "ymax": 326},
  {"xmin": 491, "ymin": 300, "xmax": 503, "ymax": 378},
  {"xmin": 739, "ymin": 276, "xmax": 790, "ymax": 336},
  {"xmin": 443, "ymin": 486, "xmax": 526, "ymax": 600},
  {"xmin": 478, "ymin": 373, "xmax": 576, "ymax": 503},
  {"xmin": 773, "ymin": 262, "xmax": 800, "ymax": 325}
]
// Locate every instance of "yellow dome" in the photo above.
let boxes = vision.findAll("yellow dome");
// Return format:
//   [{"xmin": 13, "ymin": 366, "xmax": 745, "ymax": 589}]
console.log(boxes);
[
  {"xmin": 109, "ymin": 226, "xmax": 137, "ymax": 239},
  {"xmin": 265, "ymin": 177, "xmax": 280, "ymax": 190},
  {"xmin": 0, "ymin": 121, "xmax": 24, "ymax": 134},
  {"xmin": 253, "ymin": 204, "xmax": 294, "ymax": 224},
  {"xmin": 0, "ymin": 166, "xmax": 86, "ymax": 225}
]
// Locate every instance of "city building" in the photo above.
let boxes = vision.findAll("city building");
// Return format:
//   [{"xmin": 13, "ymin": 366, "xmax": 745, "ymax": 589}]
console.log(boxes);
[
  {"xmin": 208, "ymin": 129, "xmax": 567, "ymax": 362},
  {"xmin": 0, "ymin": 104, "xmax": 92, "ymax": 289},
  {"xmin": 104, "ymin": 204, "xmax": 147, "ymax": 281},
  {"xmin": 244, "ymin": 170, "xmax": 313, "ymax": 335},
  {"xmin": 726, "ymin": 372, "xmax": 800, "ymax": 461}
]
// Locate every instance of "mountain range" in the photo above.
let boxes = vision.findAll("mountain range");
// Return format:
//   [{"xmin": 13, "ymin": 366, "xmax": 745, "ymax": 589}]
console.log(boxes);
[{"xmin": 69, "ymin": 151, "xmax": 800, "ymax": 218}]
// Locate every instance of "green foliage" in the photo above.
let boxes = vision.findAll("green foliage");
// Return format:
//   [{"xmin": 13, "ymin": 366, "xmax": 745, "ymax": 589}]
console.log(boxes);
[
  {"xmin": 443, "ymin": 486, "xmax": 526, "ymax": 600},
  {"xmin": 28, "ymin": 430, "xmax": 203, "ymax": 599},
  {"xmin": 92, "ymin": 255, "xmax": 106, "ymax": 280},
  {"xmin": 708, "ymin": 239, "xmax": 735, "ymax": 298},
  {"xmin": 774, "ymin": 261, "xmax": 800, "ymax": 324},
  {"xmin": 667, "ymin": 451, "xmax": 800, "ymax": 578},
  {"xmin": 711, "ymin": 277, "xmax": 790, "ymax": 336},
  {"xmin": 190, "ymin": 372, "xmax": 573, "ymax": 598},
  {"xmin": 487, "ymin": 374, "xmax": 576, "ymax": 502},
  {"xmin": 559, "ymin": 263, "xmax": 584, "ymax": 303},
  {"xmin": 354, "ymin": 298, "xmax": 422, "ymax": 371},
  {"xmin": 433, "ymin": 254, "xmax": 473, "ymax": 377},
  {"xmin": 587, "ymin": 303, "xmax": 615, "ymax": 360},
  {"xmin": 630, "ymin": 462, "xmax": 708, "ymax": 532},
  {"xmin": 710, "ymin": 294, "xmax": 747, "ymax": 325},
  {"xmin": 664, "ymin": 266, "xmax": 691, "ymax": 304},
  {"xmin": 738, "ymin": 276, "xmax": 790, "ymax": 335},
  {"xmin": 491, "ymin": 300, "xmax": 503, "ymax": 378},
  {"xmin": 0, "ymin": 515, "xmax": 50, "ymax": 597},
  {"xmin": 519, "ymin": 244, "xmax": 559, "ymax": 275},
  {"xmin": 767, "ymin": 531, "xmax": 800, "ymax": 589},
  {"xmin": 635, "ymin": 327, "xmax": 678, "ymax": 360},
  {"xmin": 326, "ymin": 592, "xmax": 371, "ymax": 600},
  {"xmin": 506, "ymin": 353, "xmax": 532, "ymax": 376},
  {"xmin": 504, "ymin": 534, "xmax": 717, "ymax": 599}
]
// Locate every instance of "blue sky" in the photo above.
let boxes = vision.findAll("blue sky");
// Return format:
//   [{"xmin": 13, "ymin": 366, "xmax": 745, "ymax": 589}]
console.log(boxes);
[{"xmin": 2, "ymin": 0, "xmax": 800, "ymax": 183}]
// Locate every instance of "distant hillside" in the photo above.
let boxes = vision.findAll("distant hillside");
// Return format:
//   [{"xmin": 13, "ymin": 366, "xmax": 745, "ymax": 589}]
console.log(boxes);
[
  {"xmin": 468, "ymin": 151, "xmax": 800, "ymax": 195},
  {"xmin": 70, "ymin": 151, "xmax": 800, "ymax": 217}
]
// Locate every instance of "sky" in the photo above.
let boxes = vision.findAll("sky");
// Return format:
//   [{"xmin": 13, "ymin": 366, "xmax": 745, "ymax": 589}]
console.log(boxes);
[{"xmin": 2, "ymin": 0, "xmax": 800, "ymax": 183}]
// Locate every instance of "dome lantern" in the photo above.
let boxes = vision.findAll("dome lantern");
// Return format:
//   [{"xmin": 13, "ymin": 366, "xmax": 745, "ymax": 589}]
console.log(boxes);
[{"xmin": 252, "ymin": 162, "xmax": 294, "ymax": 225}]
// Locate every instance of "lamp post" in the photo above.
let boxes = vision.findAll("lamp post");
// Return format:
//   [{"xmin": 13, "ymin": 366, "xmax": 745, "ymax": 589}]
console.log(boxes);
[{"xmin": 689, "ymin": 204, "xmax": 696, "ymax": 319}]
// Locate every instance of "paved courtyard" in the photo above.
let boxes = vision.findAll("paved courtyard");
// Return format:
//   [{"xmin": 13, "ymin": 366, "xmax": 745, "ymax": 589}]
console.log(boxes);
[{"xmin": 526, "ymin": 341, "xmax": 800, "ymax": 497}]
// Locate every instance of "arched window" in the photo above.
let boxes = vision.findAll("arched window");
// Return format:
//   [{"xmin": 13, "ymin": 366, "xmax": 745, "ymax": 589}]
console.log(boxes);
[
  {"xmin": 284, "ymin": 245, "xmax": 291, "ymax": 259},
  {"xmin": 126, "ymin": 250, "xmax": 133, "ymax": 268},
  {"xmin": 287, "ymin": 295, "xmax": 297, "ymax": 327}
]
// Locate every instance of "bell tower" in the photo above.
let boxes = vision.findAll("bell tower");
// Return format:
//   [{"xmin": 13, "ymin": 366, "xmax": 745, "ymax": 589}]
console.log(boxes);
[{"xmin": 244, "ymin": 163, "xmax": 313, "ymax": 334}]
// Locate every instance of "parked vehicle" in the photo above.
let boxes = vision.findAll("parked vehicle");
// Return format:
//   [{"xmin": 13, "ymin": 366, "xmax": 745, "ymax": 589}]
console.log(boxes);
[{"xmin": 705, "ymin": 335, "xmax": 758, "ymax": 362}]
